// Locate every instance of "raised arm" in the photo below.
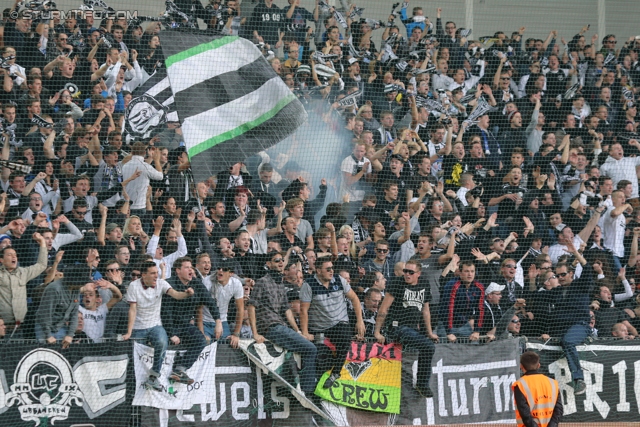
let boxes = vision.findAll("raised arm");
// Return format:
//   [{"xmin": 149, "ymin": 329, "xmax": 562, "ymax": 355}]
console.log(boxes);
[
  {"xmin": 23, "ymin": 172, "xmax": 47, "ymax": 197},
  {"xmin": 493, "ymin": 55, "xmax": 507, "ymax": 89},
  {"xmin": 577, "ymin": 206, "xmax": 604, "ymax": 244},
  {"xmin": 96, "ymin": 204, "xmax": 108, "ymax": 245}
]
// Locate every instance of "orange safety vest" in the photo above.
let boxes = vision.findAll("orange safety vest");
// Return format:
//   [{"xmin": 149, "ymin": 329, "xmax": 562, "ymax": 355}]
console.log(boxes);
[{"xmin": 512, "ymin": 373, "xmax": 559, "ymax": 427}]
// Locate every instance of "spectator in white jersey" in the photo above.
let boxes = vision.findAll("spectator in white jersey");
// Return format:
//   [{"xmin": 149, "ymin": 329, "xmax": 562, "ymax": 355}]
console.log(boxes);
[
  {"xmin": 122, "ymin": 260, "xmax": 195, "ymax": 391},
  {"xmin": 198, "ymin": 257, "xmax": 243, "ymax": 347},
  {"xmin": 78, "ymin": 278, "xmax": 123, "ymax": 343}
]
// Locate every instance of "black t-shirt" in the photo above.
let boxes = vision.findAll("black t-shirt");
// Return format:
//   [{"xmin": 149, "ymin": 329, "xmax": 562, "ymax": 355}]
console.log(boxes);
[
  {"xmin": 287, "ymin": 6, "xmax": 315, "ymax": 42},
  {"xmin": 376, "ymin": 166, "xmax": 407, "ymax": 201},
  {"xmin": 465, "ymin": 156, "xmax": 498, "ymax": 186},
  {"xmin": 594, "ymin": 305, "xmax": 626, "ymax": 337},
  {"xmin": 386, "ymin": 277, "xmax": 432, "ymax": 329},
  {"xmin": 496, "ymin": 184, "xmax": 528, "ymax": 218},
  {"xmin": 545, "ymin": 69, "xmax": 569, "ymax": 99},
  {"xmin": 251, "ymin": 3, "xmax": 284, "ymax": 46},
  {"xmin": 441, "ymin": 155, "xmax": 466, "ymax": 188},
  {"xmin": 44, "ymin": 73, "xmax": 78, "ymax": 93},
  {"xmin": 408, "ymin": 172, "xmax": 438, "ymax": 193},
  {"xmin": 24, "ymin": 132, "xmax": 46, "ymax": 164},
  {"xmin": 210, "ymin": 218, "xmax": 231, "ymax": 243},
  {"xmin": 375, "ymin": 197, "xmax": 400, "ymax": 225},
  {"xmin": 274, "ymin": 232, "xmax": 305, "ymax": 252}
]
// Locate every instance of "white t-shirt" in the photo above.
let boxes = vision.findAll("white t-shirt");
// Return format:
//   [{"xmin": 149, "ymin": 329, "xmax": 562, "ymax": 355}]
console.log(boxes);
[
  {"xmin": 597, "ymin": 197, "xmax": 613, "ymax": 229},
  {"xmin": 296, "ymin": 219, "xmax": 313, "ymax": 244},
  {"xmin": 549, "ymin": 235, "xmax": 584, "ymax": 265},
  {"xmin": 79, "ymin": 304, "xmax": 108, "ymax": 343},
  {"xmin": 203, "ymin": 276, "xmax": 244, "ymax": 323},
  {"xmin": 340, "ymin": 155, "xmax": 371, "ymax": 201},
  {"xmin": 603, "ymin": 209, "xmax": 626, "ymax": 258},
  {"xmin": 125, "ymin": 279, "xmax": 172, "ymax": 330}
]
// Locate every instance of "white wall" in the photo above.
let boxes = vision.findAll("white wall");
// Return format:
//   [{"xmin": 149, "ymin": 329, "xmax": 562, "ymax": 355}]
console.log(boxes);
[{"xmin": 49, "ymin": 0, "xmax": 640, "ymax": 50}]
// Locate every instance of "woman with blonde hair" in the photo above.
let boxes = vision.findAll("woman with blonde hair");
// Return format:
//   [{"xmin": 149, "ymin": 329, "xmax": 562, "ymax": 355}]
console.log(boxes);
[
  {"xmin": 356, "ymin": 104, "xmax": 380, "ymax": 131},
  {"xmin": 123, "ymin": 215, "xmax": 149, "ymax": 257},
  {"xmin": 339, "ymin": 224, "xmax": 359, "ymax": 258}
]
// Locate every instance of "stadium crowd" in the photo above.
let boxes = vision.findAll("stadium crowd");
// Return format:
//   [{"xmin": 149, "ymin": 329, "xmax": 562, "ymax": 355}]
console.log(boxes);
[{"xmin": 1, "ymin": 0, "xmax": 640, "ymax": 398}]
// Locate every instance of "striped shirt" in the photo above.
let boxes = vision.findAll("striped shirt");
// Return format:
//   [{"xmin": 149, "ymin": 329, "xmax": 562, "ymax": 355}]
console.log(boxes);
[{"xmin": 300, "ymin": 275, "xmax": 351, "ymax": 332}]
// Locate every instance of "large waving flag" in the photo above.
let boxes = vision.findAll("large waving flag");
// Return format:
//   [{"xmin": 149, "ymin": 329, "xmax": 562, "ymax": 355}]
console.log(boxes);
[
  {"xmin": 124, "ymin": 69, "xmax": 178, "ymax": 141},
  {"xmin": 160, "ymin": 31, "xmax": 307, "ymax": 182}
]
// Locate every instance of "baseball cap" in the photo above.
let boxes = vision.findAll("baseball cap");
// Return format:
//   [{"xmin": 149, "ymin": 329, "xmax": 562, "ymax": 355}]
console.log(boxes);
[
  {"xmin": 485, "ymin": 282, "xmax": 506, "ymax": 295},
  {"xmin": 106, "ymin": 223, "xmax": 121, "ymax": 234}
]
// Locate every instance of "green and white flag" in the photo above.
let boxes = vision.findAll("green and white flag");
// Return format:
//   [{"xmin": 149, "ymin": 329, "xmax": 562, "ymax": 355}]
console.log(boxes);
[{"xmin": 161, "ymin": 31, "xmax": 307, "ymax": 182}]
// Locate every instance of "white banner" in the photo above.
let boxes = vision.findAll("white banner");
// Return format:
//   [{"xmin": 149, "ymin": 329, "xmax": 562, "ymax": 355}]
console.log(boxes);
[{"xmin": 132, "ymin": 341, "xmax": 251, "ymax": 410}]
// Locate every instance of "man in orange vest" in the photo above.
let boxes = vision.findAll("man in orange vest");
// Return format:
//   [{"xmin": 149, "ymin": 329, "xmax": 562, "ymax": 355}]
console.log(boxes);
[{"xmin": 512, "ymin": 351, "xmax": 563, "ymax": 427}]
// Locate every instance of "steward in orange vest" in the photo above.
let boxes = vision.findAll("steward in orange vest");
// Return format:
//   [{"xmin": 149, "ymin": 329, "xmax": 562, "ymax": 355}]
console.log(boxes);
[{"xmin": 512, "ymin": 351, "xmax": 563, "ymax": 427}]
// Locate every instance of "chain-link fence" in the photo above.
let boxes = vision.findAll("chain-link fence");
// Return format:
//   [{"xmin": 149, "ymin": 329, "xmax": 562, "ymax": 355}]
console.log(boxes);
[{"xmin": 1, "ymin": 0, "xmax": 640, "ymax": 425}]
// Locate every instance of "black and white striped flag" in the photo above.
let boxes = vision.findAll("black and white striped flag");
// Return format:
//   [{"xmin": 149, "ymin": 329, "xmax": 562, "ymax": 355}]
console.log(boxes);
[
  {"xmin": 161, "ymin": 31, "xmax": 307, "ymax": 183},
  {"xmin": 464, "ymin": 96, "xmax": 494, "ymax": 127},
  {"xmin": 124, "ymin": 69, "xmax": 178, "ymax": 141}
]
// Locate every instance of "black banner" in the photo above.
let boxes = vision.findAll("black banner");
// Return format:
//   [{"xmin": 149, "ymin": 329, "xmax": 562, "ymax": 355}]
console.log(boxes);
[
  {"xmin": 4, "ymin": 339, "xmax": 635, "ymax": 425},
  {"xmin": 428, "ymin": 339, "xmax": 521, "ymax": 425},
  {"xmin": 0, "ymin": 342, "xmax": 134, "ymax": 426},
  {"xmin": 531, "ymin": 340, "xmax": 640, "ymax": 422}
]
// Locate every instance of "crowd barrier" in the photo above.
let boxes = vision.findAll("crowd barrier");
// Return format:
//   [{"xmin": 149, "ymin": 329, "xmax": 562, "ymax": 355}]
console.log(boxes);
[{"xmin": 0, "ymin": 338, "xmax": 638, "ymax": 426}]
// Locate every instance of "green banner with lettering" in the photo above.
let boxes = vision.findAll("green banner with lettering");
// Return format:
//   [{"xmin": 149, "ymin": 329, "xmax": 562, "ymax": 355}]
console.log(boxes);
[{"xmin": 314, "ymin": 342, "xmax": 402, "ymax": 414}]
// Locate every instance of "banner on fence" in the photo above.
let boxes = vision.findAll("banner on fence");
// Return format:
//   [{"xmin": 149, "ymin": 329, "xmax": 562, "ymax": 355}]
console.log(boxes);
[
  {"xmin": 429, "ymin": 339, "xmax": 521, "ymax": 425},
  {"xmin": 314, "ymin": 341, "xmax": 402, "ymax": 414},
  {"xmin": 137, "ymin": 338, "xmax": 524, "ymax": 426},
  {"xmin": 5, "ymin": 337, "xmax": 622, "ymax": 426},
  {"xmin": 530, "ymin": 340, "xmax": 640, "ymax": 422},
  {"xmin": 137, "ymin": 342, "xmax": 267, "ymax": 426},
  {"xmin": 133, "ymin": 341, "xmax": 255, "ymax": 415},
  {"xmin": 0, "ymin": 342, "xmax": 133, "ymax": 427}
]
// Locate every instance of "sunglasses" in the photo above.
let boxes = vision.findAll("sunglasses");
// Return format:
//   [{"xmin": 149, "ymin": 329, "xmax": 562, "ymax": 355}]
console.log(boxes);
[
  {"xmin": 545, "ymin": 275, "xmax": 557, "ymax": 281},
  {"xmin": 376, "ymin": 249, "xmax": 389, "ymax": 253},
  {"xmin": 510, "ymin": 319, "xmax": 521, "ymax": 324},
  {"xmin": 403, "ymin": 269, "xmax": 417, "ymax": 275},
  {"xmin": 272, "ymin": 258, "xmax": 284, "ymax": 263},
  {"xmin": 131, "ymin": 273, "xmax": 141, "ymax": 278},
  {"xmin": 557, "ymin": 272, "xmax": 570, "ymax": 277},
  {"xmin": 589, "ymin": 314, "xmax": 595, "ymax": 319},
  {"xmin": 217, "ymin": 267, "xmax": 231, "ymax": 272},
  {"xmin": 324, "ymin": 267, "xmax": 334, "ymax": 271},
  {"xmin": 503, "ymin": 264, "xmax": 516, "ymax": 269}
]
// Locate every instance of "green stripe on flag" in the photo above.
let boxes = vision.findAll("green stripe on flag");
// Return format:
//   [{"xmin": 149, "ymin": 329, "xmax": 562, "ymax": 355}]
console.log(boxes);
[
  {"xmin": 187, "ymin": 93, "xmax": 297, "ymax": 158},
  {"xmin": 165, "ymin": 36, "xmax": 238, "ymax": 69}
]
